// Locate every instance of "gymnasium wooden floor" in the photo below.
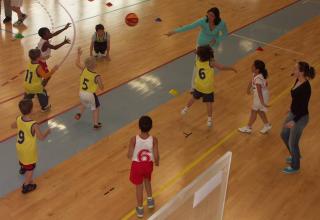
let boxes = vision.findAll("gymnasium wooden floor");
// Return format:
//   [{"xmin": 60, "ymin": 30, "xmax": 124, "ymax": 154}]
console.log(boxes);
[{"xmin": 1, "ymin": 0, "xmax": 320, "ymax": 219}]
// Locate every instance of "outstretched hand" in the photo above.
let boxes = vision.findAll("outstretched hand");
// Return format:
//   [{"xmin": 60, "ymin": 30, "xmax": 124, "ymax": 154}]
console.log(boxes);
[
  {"xmin": 64, "ymin": 23, "xmax": 71, "ymax": 29},
  {"xmin": 165, "ymin": 31, "xmax": 175, "ymax": 37}
]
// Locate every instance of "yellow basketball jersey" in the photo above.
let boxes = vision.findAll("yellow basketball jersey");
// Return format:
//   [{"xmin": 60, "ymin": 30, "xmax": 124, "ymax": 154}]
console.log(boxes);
[
  {"xmin": 24, "ymin": 63, "xmax": 43, "ymax": 94},
  {"xmin": 194, "ymin": 58, "xmax": 215, "ymax": 94},
  {"xmin": 16, "ymin": 116, "xmax": 38, "ymax": 165},
  {"xmin": 80, "ymin": 68, "xmax": 98, "ymax": 93}
]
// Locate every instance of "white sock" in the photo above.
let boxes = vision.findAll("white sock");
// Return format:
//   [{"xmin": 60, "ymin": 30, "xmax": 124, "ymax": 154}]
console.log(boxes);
[{"xmin": 208, "ymin": 117, "xmax": 212, "ymax": 121}]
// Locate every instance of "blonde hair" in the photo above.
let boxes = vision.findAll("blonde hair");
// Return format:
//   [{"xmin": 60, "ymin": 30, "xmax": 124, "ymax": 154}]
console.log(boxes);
[{"xmin": 84, "ymin": 57, "xmax": 96, "ymax": 70}]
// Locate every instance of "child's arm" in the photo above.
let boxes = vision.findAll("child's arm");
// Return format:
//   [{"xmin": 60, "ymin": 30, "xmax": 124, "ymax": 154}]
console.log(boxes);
[
  {"xmin": 256, "ymin": 84, "xmax": 269, "ymax": 107},
  {"xmin": 96, "ymin": 75, "xmax": 104, "ymax": 90},
  {"xmin": 89, "ymin": 41, "xmax": 94, "ymax": 56},
  {"xmin": 37, "ymin": 65, "xmax": 59, "ymax": 79},
  {"xmin": 45, "ymin": 37, "xmax": 70, "ymax": 50},
  {"xmin": 11, "ymin": 121, "xmax": 17, "ymax": 129},
  {"xmin": 127, "ymin": 137, "xmax": 135, "ymax": 159},
  {"xmin": 210, "ymin": 60, "xmax": 237, "ymax": 73},
  {"xmin": 33, "ymin": 123, "xmax": 50, "ymax": 141},
  {"xmin": 107, "ymin": 33, "xmax": 110, "ymax": 55},
  {"xmin": 76, "ymin": 47, "xmax": 85, "ymax": 70},
  {"xmin": 153, "ymin": 137, "xmax": 159, "ymax": 166},
  {"xmin": 247, "ymin": 81, "xmax": 252, "ymax": 95},
  {"xmin": 49, "ymin": 23, "xmax": 71, "ymax": 38}
]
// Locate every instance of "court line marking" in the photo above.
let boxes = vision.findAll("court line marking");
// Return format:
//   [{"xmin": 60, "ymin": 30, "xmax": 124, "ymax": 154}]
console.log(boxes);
[
  {"xmin": 232, "ymin": 33, "xmax": 305, "ymax": 56},
  {"xmin": 121, "ymin": 82, "xmax": 293, "ymax": 219}
]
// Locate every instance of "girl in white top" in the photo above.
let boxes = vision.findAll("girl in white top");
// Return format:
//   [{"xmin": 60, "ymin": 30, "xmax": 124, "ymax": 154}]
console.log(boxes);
[{"xmin": 239, "ymin": 60, "xmax": 272, "ymax": 134}]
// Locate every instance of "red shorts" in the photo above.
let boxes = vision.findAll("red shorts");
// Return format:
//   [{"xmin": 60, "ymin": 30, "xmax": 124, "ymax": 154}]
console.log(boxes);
[
  {"xmin": 38, "ymin": 60, "xmax": 49, "ymax": 73},
  {"xmin": 130, "ymin": 161, "xmax": 153, "ymax": 185},
  {"xmin": 19, "ymin": 161, "xmax": 36, "ymax": 171}
]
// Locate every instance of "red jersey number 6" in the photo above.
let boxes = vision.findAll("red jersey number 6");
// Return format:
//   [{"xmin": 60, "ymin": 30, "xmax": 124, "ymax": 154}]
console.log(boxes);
[{"xmin": 138, "ymin": 149, "xmax": 151, "ymax": 162}]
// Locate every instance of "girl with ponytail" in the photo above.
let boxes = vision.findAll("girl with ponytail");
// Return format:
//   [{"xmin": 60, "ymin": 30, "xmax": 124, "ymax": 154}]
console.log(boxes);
[
  {"xmin": 280, "ymin": 61, "xmax": 316, "ymax": 174},
  {"xmin": 239, "ymin": 60, "xmax": 272, "ymax": 134}
]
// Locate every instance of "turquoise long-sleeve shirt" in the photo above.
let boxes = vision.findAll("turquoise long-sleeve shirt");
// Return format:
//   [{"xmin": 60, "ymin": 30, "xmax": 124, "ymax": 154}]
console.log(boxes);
[{"xmin": 175, "ymin": 17, "xmax": 228, "ymax": 49}]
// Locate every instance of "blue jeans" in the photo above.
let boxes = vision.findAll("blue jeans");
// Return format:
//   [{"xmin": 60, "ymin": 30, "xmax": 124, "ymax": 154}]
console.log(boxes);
[{"xmin": 280, "ymin": 112, "xmax": 309, "ymax": 170}]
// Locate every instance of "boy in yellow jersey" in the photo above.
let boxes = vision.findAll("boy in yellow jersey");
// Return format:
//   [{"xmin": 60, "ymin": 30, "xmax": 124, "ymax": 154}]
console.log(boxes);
[
  {"xmin": 24, "ymin": 49, "xmax": 58, "ymax": 112},
  {"xmin": 74, "ymin": 47, "xmax": 104, "ymax": 129},
  {"xmin": 181, "ymin": 45, "xmax": 237, "ymax": 127},
  {"xmin": 11, "ymin": 99, "xmax": 50, "ymax": 194}
]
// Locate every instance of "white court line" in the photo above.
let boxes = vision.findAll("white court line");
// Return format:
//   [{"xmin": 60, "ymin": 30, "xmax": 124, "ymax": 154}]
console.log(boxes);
[{"xmin": 232, "ymin": 33, "xmax": 305, "ymax": 56}]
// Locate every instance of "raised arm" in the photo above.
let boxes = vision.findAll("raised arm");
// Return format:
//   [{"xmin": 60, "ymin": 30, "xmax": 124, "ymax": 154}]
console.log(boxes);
[
  {"xmin": 46, "ymin": 37, "xmax": 70, "ymax": 50},
  {"xmin": 75, "ymin": 47, "xmax": 85, "ymax": 70},
  {"xmin": 166, "ymin": 18, "xmax": 203, "ymax": 36},
  {"xmin": 50, "ymin": 23, "xmax": 71, "ymax": 38}
]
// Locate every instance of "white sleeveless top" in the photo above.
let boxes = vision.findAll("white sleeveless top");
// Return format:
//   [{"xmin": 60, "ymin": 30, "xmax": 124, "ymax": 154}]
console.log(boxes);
[
  {"xmin": 252, "ymin": 73, "xmax": 268, "ymax": 96},
  {"xmin": 132, "ymin": 135, "xmax": 154, "ymax": 162},
  {"xmin": 37, "ymin": 38, "xmax": 51, "ymax": 60}
]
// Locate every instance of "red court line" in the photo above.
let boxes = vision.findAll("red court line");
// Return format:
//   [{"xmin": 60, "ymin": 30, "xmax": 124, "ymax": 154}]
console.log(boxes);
[{"xmin": 0, "ymin": 0, "xmax": 299, "ymax": 143}]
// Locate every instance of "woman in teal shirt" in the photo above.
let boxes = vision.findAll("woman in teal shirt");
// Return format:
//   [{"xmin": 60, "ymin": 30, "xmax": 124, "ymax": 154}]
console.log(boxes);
[
  {"xmin": 166, "ymin": 7, "xmax": 228, "ymax": 49},
  {"xmin": 166, "ymin": 7, "xmax": 228, "ymax": 89}
]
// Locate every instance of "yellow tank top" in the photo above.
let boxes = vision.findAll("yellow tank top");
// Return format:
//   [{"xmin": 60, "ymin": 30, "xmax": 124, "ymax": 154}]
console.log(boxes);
[
  {"xmin": 80, "ymin": 68, "xmax": 98, "ymax": 93},
  {"xmin": 16, "ymin": 116, "xmax": 38, "ymax": 164},
  {"xmin": 24, "ymin": 63, "xmax": 43, "ymax": 94},
  {"xmin": 194, "ymin": 58, "xmax": 215, "ymax": 94}
]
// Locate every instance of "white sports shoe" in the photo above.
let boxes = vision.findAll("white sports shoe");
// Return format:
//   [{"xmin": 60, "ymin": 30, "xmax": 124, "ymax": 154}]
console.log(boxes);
[
  {"xmin": 260, "ymin": 124, "xmax": 272, "ymax": 134},
  {"xmin": 238, "ymin": 126, "xmax": 252, "ymax": 133},
  {"xmin": 181, "ymin": 107, "xmax": 188, "ymax": 115}
]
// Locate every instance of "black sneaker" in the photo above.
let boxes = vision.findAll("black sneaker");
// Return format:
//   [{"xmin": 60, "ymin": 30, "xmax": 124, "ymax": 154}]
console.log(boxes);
[
  {"xmin": 41, "ymin": 104, "xmax": 51, "ymax": 112},
  {"xmin": 19, "ymin": 167, "xmax": 26, "ymax": 175},
  {"xmin": 22, "ymin": 183, "xmax": 37, "ymax": 194},
  {"xmin": 93, "ymin": 123, "xmax": 102, "ymax": 129},
  {"xmin": 3, "ymin": 16, "xmax": 12, "ymax": 24}
]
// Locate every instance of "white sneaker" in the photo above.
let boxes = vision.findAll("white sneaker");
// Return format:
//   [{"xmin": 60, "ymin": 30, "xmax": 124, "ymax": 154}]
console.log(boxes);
[
  {"xmin": 238, "ymin": 126, "xmax": 252, "ymax": 133},
  {"xmin": 181, "ymin": 107, "xmax": 188, "ymax": 115},
  {"xmin": 207, "ymin": 120, "xmax": 212, "ymax": 127},
  {"xmin": 260, "ymin": 124, "xmax": 272, "ymax": 134}
]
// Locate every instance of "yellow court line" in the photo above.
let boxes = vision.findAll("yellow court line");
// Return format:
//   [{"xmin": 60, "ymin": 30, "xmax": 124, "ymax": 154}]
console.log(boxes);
[{"xmin": 121, "ymin": 85, "xmax": 292, "ymax": 220}]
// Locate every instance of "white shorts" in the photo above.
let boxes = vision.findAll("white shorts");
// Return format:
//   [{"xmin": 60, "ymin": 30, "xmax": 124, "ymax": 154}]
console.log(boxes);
[
  {"xmin": 11, "ymin": 0, "xmax": 23, "ymax": 7},
  {"xmin": 79, "ymin": 91, "xmax": 100, "ymax": 111},
  {"xmin": 252, "ymin": 92, "xmax": 269, "ymax": 112}
]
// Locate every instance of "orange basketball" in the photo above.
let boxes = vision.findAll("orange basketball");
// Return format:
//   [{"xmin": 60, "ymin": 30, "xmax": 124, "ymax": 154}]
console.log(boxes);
[{"xmin": 125, "ymin": 13, "xmax": 139, "ymax": 27}]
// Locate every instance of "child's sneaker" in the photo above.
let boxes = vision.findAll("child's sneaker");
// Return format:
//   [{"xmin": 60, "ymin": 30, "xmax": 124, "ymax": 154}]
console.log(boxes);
[
  {"xmin": 22, "ymin": 183, "xmax": 37, "ymax": 194},
  {"xmin": 238, "ymin": 126, "xmax": 252, "ymax": 133},
  {"xmin": 282, "ymin": 167, "xmax": 299, "ymax": 174},
  {"xmin": 41, "ymin": 104, "xmax": 51, "ymax": 112},
  {"xmin": 260, "ymin": 124, "xmax": 272, "ymax": 134},
  {"xmin": 147, "ymin": 197, "xmax": 155, "ymax": 209},
  {"xmin": 93, "ymin": 122, "xmax": 102, "ymax": 129},
  {"xmin": 286, "ymin": 156, "xmax": 292, "ymax": 164},
  {"xmin": 181, "ymin": 107, "xmax": 188, "ymax": 115},
  {"xmin": 19, "ymin": 167, "xmax": 26, "ymax": 175},
  {"xmin": 136, "ymin": 207, "xmax": 144, "ymax": 218}
]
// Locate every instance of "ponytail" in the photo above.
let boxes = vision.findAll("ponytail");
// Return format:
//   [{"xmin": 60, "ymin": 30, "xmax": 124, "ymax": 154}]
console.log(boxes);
[{"xmin": 298, "ymin": 61, "xmax": 316, "ymax": 79}]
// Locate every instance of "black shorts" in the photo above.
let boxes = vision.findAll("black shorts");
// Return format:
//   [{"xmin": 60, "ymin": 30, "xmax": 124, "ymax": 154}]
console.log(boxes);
[
  {"xmin": 192, "ymin": 89, "xmax": 214, "ymax": 103},
  {"xmin": 93, "ymin": 93, "xmax": 100, "ymax": 108},
  {"xmin": 94, "ymin": 41, "xmax": 107, "ymax": 54}
]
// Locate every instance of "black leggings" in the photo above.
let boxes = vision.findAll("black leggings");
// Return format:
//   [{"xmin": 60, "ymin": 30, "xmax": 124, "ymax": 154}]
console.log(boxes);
[{"xmin": 24, "ymin": 90, "xmax": 49, "ymax": 110}]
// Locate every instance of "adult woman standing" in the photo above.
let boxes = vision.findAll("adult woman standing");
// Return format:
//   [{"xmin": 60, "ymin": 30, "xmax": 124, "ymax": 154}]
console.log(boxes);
[
  {"xmin": 166, "ymin": 7, "xmax": 228, "ymax": 89},
  {"xmin": 281, "ymin": 61, "xmax": 316, "ymax": 174}
]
